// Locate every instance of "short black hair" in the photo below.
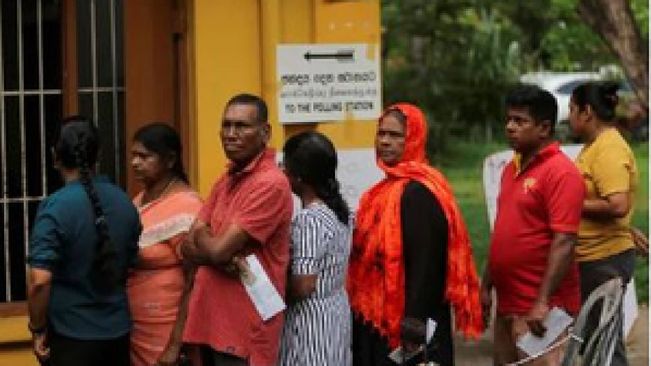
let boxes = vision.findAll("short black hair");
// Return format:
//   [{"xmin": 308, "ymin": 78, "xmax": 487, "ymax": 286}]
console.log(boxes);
[
  {"xmin": 572, "ymin": 81, "xmax": 619, "ymax": 122},
  {"xmin": 506, "ymin": 84, "xmax": 558, "ymax": 134},
  {"xmin": 226, "ymin": 93, "xmax": 268, "ymax": 124}
]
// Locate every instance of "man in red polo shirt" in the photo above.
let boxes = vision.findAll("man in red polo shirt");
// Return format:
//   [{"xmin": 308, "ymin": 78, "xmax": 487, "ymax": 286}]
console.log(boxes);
[
  {"xmin": 181, "ymin": 94, "xmax": 293, "ymax": 366},
  {"xmin": 481, "ymin": 85, "xmax": 585, "ymax": 365}
]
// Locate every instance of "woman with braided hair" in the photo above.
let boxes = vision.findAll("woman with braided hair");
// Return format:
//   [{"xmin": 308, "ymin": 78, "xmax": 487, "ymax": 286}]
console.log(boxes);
[
  {"xmin": 278, "ymin": 131, "xmax": 353, "ymax": 366},
  {"xmin": 27, "ymin": 116, "xmax": 141, "ymax": 366}
]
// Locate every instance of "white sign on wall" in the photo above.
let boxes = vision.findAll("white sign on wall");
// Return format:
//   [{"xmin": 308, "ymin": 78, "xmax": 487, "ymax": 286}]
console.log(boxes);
[
  {"xmin": 335, "ymin": 148, "xmax": 383, "ymax": 211},
  {"xmin": 482, "ymin": 144, "xmax": 638, "ymax": 337},
  {"xmin": 276, "ymin": 43, "xmax": 382, "ymax": 123}
]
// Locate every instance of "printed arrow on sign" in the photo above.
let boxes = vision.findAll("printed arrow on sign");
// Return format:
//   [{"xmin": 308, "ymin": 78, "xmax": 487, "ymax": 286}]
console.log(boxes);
[{"xmin": 303, "ymin": 49, "xmax": 354, "ymax": 62}]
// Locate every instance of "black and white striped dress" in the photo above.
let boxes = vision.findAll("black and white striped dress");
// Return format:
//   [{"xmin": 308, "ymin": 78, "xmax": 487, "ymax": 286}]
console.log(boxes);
[{"xmin": 279, "ymin": 203, "xmax": 352, "ymax": 366}]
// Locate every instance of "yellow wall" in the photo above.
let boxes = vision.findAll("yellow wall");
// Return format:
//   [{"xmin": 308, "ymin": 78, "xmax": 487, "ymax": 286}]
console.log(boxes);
[
  {"xmin": 191, "ymin": 0, "xmax": 381, "ymax": 195},
  {"xmin": 192, "ymin": 0, "xmax": 263, "ymax": 194},
  {"xmin": 0, "ymin": 1, "xmax": 381, "ymax": 362},
  {"xmin": 0, "ymin": 315, "xmax": 38, "ymax": 366}
]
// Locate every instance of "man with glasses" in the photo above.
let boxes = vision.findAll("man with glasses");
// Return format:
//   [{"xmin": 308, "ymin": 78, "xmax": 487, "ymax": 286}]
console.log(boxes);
[{"xmin": 181, "ymin": 94, "xmax": 293, "ymax": 366}]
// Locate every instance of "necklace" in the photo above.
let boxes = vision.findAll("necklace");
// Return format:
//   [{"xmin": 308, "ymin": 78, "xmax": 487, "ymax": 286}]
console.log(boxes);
[{"xmin": 141, "ymin": 177, "xmax": 177, "ymax": 208}]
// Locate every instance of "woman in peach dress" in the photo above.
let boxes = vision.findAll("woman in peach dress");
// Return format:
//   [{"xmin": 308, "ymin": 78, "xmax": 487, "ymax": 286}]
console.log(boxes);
[{"xmin": 128, "ymin": 123, "xmax": 202, "ymax": 366}]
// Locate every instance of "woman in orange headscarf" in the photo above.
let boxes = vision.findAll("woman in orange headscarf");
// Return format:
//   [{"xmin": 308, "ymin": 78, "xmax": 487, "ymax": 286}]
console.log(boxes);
[{"xmin": 348, "ymin": 103, "xmax": 483, "ymax": 366}]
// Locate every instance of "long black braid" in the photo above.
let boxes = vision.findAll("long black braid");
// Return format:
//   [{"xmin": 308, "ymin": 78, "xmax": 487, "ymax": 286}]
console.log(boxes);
[
  {"xmin": 56, "ymin": 117, "xmax": 120, "ymax": 292},
  {"xmin": 283, "ymin": 131, "xmax": 350, "ymax": 225}
]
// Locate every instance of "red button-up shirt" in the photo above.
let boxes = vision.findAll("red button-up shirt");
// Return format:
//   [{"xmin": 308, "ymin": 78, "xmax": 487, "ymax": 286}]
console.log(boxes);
[{"xmin": 183, "ymin": 149, "xmax": 293, "ymax": 365}]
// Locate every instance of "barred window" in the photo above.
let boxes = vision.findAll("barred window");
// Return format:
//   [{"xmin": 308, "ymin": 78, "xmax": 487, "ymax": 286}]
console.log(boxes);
[{"xmin": 0, "ymin": 0, "xmax": 124, "ymax": 303}]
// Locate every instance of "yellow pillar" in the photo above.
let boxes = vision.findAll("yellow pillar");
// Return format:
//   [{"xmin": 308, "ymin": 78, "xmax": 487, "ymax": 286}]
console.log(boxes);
[
  {"xmin": 190, "ymin": 0, "xmax": 380, "ymax": 195},
  {"xmin": 0, "ymin": 315, "xmax": 37, "ymax": 365},
  {"xmin": 191, "ymin": 0, "xmax": 262, "ymax": 194},
  {"xmin": 260, "ymin": 0, "xmax": 284, "ymax": 149}
]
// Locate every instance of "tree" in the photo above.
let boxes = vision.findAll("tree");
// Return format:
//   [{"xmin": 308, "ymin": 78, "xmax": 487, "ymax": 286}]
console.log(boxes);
[
  {"xmin": 576, "ymin": 0, "xmax": 649, "ymax": 108},
  {"xmin": 380, "ymin": 0, "xmax": 649, "ymax": 148},
  {"xmin": 382, "ymin": 0, "xmax": 520, "ymax": 154}
]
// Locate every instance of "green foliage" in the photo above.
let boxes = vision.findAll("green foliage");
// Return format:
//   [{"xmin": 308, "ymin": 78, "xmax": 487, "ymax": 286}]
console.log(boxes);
[
  {"xmin": 632, "ymin": 143, "xmax": 648, "ymax": 302},
  {"xmin": 436, "ymin": 139, "xmax": 502, "ymax": 274},
  {"xmin": 381, "ymin": 0, "xmax": 650, "ymax": 300},
  {"xmin": 631, "ymin": 0, "xmax": 649, "ymax": 43},
  {"xmin": 381, "ymin": 0, "xmax": 649, "ymax": 144},
  {"xmin": 540, "ymin": 0, "xmax": 615, "ymax": 71},
  {"xmin": 382, "ymin": 0, "xmax": 521, "ymax": 155},
  {"xmin": 437, "ymin": 140, "xmax": 503, "ymax": 270}
]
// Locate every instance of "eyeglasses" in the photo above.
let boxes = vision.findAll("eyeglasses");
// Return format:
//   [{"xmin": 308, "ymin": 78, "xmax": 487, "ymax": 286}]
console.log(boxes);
[{"xmin": 220, "ymin": 120, "xmax": 258, "ymax": 134}]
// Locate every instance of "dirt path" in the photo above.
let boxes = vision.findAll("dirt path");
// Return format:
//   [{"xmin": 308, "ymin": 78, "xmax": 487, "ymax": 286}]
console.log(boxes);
[
  {"xmin": 454, "ymin": 305, "xmax": 649, "ymax": 365},
  {"xmin": 627, "ymin": 305, "xmax": 649, "ymax": 366}
]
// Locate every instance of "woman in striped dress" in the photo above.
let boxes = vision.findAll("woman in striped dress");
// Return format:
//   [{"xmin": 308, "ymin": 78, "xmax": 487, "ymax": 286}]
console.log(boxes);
[{"xmin": 279, "ymin": 131, "xmax": 352, "ymax": 366}]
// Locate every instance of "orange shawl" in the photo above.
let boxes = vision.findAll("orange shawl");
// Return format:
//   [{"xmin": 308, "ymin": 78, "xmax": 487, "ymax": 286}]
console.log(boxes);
[{"xmin": 347, "ymin": 103, "xmax": 483, "ymax": 348}]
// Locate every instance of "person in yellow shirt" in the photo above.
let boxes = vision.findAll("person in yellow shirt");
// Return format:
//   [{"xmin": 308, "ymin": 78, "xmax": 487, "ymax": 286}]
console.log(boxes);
[{"xmin": 568, "ymin": 80, "xmax": 637, "ymax": 366}]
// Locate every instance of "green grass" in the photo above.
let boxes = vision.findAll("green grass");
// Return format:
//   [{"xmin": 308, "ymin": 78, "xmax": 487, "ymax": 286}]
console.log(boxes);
[
  {"xmin": 434, "ymin": 141, "xmax": 503, "ymax": 275},
  {"xmin": 631, "ymin": 143, "xmax": 648, "ymax": 303},
  {"xmin": 436, "ymin": 140, "xmax": 649, "ymax": 303}
]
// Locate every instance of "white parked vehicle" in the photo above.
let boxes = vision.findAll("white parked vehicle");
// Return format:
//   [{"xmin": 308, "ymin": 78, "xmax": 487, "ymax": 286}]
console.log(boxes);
[
  {"xmin": 520, "ymin": 72, "xmax": 602, "ymax": 123},
  {"xmin": 520, "ymin": 71, "xmax": 638, "ymax": 140}
]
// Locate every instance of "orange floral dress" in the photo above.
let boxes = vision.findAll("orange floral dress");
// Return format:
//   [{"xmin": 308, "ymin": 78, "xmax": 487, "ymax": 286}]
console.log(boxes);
[{"xmin": 127, "ymin": 189, "xmax": 202, "ymax": 366}]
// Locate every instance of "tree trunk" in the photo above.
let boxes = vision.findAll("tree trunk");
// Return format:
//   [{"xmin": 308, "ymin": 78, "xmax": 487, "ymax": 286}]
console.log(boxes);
[{"xmin": 577, "ymin": 0, "xmax": 649, "ymax": 109}]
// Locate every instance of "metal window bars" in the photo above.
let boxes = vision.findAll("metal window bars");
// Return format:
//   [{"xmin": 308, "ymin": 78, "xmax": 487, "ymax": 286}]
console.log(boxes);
[{"xmin": 0, "ymin": 0, "xmax": 124, "ymax": 302}]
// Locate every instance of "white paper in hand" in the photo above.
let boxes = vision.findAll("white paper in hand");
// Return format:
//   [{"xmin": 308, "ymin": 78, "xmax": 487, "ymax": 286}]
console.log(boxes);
[
  {"xmin": 388, "ymin": 345, "xmax": 423, "ymax": 364},
  {"xmin": 426, "ymin": 318, "xmax": 437, "ymax": 343},
  {"xmin": 516, "ymin": 307, "xmax": 573, "ymax": 357},
  {"xmin": 388, "ymin": 318, "xmax": 437, "ymax": 364},
  {"xmin": 239, "ymin": 255, "xmax": 286, "ymax": 321}
]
